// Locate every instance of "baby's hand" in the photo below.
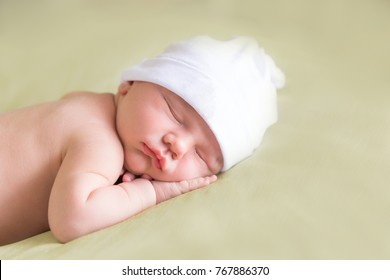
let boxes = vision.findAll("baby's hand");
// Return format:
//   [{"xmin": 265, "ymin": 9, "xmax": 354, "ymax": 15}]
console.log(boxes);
[
  {"xmin": 121, "ymin": 170, "xmax": 136, "ymax": 182},
  {"xmin": 120, "ymin": 170, "xmax": 217, "ymax": 203},
  {"xmin": 121, "ymin": 171, "xmax": 152, "ymax": 182},
  {"xmin": 151, "ymin": 175, "xmax": 217, "ymax": 204}
]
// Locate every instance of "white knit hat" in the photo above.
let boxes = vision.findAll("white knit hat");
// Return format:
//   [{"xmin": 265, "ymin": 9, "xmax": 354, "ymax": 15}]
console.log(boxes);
[{"xmin": 121, "ymin": 36, "xmax": 285, "ymax": 171}]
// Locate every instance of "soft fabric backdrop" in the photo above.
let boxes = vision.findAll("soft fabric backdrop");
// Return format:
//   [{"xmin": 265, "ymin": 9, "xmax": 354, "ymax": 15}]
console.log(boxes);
[{"xmin": 0, "ymin": 0, "xmax": 389, "ymax": 259}]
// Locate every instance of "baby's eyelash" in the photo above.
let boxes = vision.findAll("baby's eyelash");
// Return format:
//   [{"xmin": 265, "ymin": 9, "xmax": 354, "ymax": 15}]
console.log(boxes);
[
  {"xmin": 195, "ymin": 149, "xmax": 205, "ymax": 163},
  {"xmin": 164, "ymin": 97, "xmax": 181, "ymax": 124}
]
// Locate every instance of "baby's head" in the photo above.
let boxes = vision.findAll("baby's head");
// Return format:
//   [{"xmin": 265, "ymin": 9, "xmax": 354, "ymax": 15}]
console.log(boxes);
[{"xmin": 116, "ymin": 36, "xmax": 284, "ymax": 181}]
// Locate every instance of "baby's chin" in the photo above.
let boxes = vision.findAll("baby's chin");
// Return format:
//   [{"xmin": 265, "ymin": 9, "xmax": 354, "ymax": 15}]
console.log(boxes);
[
  {"xmin": 140, "ymin": 174, "xmax": 153, "ymax": 180},
  {"xmin": 141, "ymin": 171, "xmax": 196, "ymax": 182},
  {"xmin": 125, "ymin": 162, "xmax": 204, "ymax": 182},
  {"xmin": 143, "ymin": 172, "xmax": 181, "ymax": 182},
  {"xmin": 128, "ymin": 169, "xmax": 179, "ymax": 182}
]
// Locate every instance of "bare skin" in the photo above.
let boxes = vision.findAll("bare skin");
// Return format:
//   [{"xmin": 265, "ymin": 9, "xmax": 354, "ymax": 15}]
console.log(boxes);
[{"xmin": 0, "ymin": 82, "xmax": 222, "ymax": 245}]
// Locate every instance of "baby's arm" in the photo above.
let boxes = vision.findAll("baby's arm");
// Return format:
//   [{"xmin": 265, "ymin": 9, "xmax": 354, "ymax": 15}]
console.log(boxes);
[
  {"xmin": 122, "ymin": 172, "xmax": 217, "ymax": 203},
  {"xmin": 48, "ymin": 140, "xmax": 215, "ymax": 243}
]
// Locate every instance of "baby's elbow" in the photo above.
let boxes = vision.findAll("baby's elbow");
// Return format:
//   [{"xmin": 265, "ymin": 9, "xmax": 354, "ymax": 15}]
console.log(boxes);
[
  {"xmin": 49, "ymin": 212, "xmax": 85, "ymax": 243},
  {"xmin": 51, "ymin": 227, "xmax": 73, "ymax": 244},
  {"xmin": 50, "ymin": 222, "xmax": 77, "ymax": 243}
]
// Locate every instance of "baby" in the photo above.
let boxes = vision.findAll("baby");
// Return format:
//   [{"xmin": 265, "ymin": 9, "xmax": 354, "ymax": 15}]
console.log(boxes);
[{"xmin": 0, "ymin": 36, "xmax": 284, "ymax": 245}]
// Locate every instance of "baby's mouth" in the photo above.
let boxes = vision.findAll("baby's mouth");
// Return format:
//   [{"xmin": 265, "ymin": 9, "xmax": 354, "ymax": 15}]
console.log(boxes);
[{"xmin": 142, "ymin": 143, "xmax": 166, "ymax": 171}]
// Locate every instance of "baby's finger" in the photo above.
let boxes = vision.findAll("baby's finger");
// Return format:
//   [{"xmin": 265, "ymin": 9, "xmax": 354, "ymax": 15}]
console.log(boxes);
[
  {"xmin": 181, "ymin": 175, "xmax": 217, "ymax": 191},
  {"xmin": 122, "ymin": 171, "xmax": 136, "ymax": 182},
  {"xmin": 153, "ymin": 175, "xmax": 217, "ymax": 203}
]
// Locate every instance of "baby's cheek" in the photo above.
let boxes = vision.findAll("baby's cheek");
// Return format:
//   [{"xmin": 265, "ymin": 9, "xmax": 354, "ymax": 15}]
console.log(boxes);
[
  {"xmin": 174, "ymin": 157, "xmax": 207, "ymax": 180},
  {"xmin": 124, "ymin": 152, "xmax": 147, "ymax": 176}
]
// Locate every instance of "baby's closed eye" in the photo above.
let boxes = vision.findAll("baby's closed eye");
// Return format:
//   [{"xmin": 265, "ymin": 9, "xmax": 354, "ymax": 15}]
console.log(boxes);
[{"xmin": 163, "ymin": 95, "xmax": 182, "ymax": 125}]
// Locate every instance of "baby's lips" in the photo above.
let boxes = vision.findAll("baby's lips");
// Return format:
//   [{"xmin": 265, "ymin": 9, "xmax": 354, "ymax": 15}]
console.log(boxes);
[{"xmin": 143, "ymin": 143, "xmax": 166, "ymax": 171}]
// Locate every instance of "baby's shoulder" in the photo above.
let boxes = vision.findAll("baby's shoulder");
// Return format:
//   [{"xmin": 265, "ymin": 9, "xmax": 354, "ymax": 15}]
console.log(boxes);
[
  {"xmin": 58, "ymin": 91, "xmax": 116, "ymax": 122},
  {"xmin": 55, "ymin": 92, "xmax": 123, "ymax": 185},
  {"xmin": 56, "ymin": 91, "xmax": 120, "ymax": 150}
]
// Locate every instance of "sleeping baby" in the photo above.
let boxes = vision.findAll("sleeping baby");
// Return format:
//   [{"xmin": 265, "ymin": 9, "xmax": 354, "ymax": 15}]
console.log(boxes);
[{"xmin": 0, "ymin": 36, "xmax": 284, "ymax": 245}]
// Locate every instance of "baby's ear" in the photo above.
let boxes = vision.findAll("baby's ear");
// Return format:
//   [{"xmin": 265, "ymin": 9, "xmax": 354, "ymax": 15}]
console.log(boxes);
[{"xmin": 118, "ymin": 81, "xmax": 134, "ymax": 95}]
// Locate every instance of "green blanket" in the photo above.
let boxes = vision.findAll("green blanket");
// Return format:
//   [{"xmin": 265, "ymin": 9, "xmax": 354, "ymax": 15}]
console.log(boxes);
[{"xmin": 1, "ymin": 0, "xmax": 389, "ymax": 259}]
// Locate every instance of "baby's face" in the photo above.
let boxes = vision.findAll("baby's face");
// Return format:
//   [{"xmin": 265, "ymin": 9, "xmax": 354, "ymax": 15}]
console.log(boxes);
[{"xmin": 115, "ymin": 81, "xmax": 223, "ymax": 181}]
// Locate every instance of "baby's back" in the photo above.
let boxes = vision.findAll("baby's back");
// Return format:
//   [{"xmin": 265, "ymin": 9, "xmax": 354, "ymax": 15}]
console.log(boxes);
[{"xmin": 0, "ymin": 92, "xmax": 118, "ymax": 244}]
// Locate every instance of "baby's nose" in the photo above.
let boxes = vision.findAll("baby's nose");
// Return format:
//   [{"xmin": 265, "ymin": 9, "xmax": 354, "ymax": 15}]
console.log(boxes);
[{"xmin": 163, "ymin": 132, "xmax": 193, "ymax": 160}]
